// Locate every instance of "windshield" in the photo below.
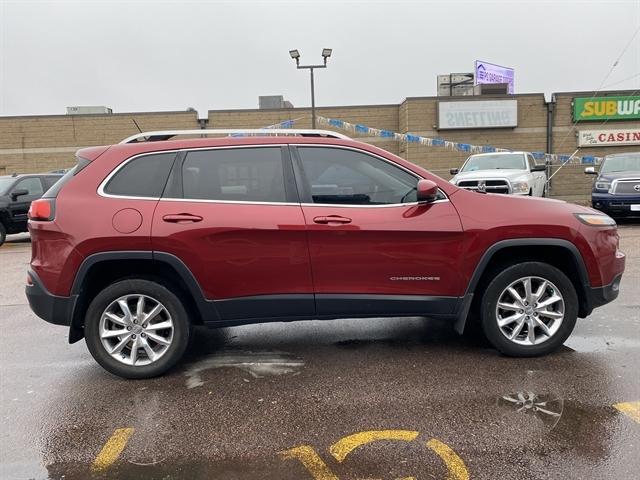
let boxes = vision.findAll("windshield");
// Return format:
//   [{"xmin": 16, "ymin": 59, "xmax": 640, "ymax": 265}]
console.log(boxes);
[
  {"xmin": 461, "ymin": 153, "xmax": 526, "ymax": 172},
  {"xmin": 600, "ymin": 153, "xmax": 640, "ymax": 173},
  {"xmin": 0, "ymin": 177, "xmax": 16, "ymax": 195}
]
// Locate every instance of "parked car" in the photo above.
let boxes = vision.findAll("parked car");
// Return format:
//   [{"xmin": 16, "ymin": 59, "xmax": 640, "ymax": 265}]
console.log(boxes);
[
  {"xmin": 449, "ymin": 151, "xmax": 547, "ymax": 196},
  {"xmin": 585, "ymin": 152, "xmax": 640, "ymax": 218},
  {"xmin": 26, "ymin": 130, "xmax": 625, "ymax": 378},
  {"xmin": 0, "ymin": 173, "xmax": 63, "ymax": 246}
]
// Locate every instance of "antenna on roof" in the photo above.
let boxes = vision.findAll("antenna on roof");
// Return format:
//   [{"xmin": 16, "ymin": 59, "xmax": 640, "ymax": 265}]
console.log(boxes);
[{"xmin": 131, "ymin": 118, "xmax": 143, "ymax": 134}]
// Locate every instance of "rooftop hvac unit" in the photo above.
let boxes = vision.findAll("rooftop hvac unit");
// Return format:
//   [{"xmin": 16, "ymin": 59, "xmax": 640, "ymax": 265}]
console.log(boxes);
[{"xmin": 66, "ymin": 106, "xmax": 113, "ymax": 115}]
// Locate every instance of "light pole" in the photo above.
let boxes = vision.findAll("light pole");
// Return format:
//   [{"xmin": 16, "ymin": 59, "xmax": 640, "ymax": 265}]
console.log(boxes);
[{"xmin": 289, "ymin": 48, "xmax": 332, "ymax": 129}]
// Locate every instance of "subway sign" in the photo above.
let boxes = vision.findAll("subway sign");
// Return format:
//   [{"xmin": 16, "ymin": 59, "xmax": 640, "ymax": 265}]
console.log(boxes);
[{"xmin": 573, "ymin": 95, "xmax": 640, "ymax": 121}]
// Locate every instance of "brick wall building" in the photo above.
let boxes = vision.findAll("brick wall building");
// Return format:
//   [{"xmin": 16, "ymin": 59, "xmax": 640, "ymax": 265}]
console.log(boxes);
[{"xmin": 1, "ymin": 89, "xmax": 638, "ymax": 205}]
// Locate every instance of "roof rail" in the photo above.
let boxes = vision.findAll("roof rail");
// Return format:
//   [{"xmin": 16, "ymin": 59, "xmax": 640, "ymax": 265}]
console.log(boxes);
[{"xmin": 119, "ymin": 129, "xmax": 351, "ymax": 144}]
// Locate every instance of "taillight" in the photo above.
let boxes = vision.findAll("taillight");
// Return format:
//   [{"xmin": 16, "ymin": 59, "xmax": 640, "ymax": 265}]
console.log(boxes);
[{"xmin": 28, "ymin": 199, "xmax": 55, "ymax": 221}]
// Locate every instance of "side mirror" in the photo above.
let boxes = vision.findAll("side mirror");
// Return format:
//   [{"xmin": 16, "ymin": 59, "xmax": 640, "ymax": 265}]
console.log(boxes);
[
  {"xmin": 531, "ymin": 164, "xmax": 546, "ymax": 172},
  {"xmin": 416, "ymin": 179, "xmax": 439, "ymax": 203},
  {"xmin": 449, "ymin": 168, "xmax": 459, "ymax": 175},
  {"xmin": 10, "ymin": 188, "xmax": 29, "ymax": 201},
  {"xmin": 584, "ymin": 167, "xmax": 596, "ymax": 175}
]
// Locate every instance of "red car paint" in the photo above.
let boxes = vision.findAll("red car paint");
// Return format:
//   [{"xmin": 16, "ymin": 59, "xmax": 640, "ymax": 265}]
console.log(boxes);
[{"xmin": 28, "ymin": 136, "xmax": 625, "ymax": 319}]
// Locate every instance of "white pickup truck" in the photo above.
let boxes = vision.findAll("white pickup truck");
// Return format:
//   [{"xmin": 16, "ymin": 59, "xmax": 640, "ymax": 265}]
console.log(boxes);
[{"xmin": 449, "ymin": 151, "xmax": 548, "ymax": 197}]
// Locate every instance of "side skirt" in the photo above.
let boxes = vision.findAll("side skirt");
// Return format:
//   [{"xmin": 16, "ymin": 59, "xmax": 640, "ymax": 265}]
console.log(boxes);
[{"xmin": 206, "ymin": 293, "xmax": 461, "ymax": 328}]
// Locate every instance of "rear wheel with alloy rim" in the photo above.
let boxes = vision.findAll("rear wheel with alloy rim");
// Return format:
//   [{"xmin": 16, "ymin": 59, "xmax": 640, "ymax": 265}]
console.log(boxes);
[
  {"xmin": 480, "ymin": 262, "xmax": 577, "ymax": 357},
  {"xmin": 85, "ymin": 279, "xmax": 190, "ymax": 378}
]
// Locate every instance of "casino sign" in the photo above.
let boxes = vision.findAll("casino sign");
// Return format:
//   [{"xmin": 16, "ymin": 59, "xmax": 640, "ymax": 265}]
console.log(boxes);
[{"xmin": 578, "ymin": 128, "xmax": 640, "ymax": 147}]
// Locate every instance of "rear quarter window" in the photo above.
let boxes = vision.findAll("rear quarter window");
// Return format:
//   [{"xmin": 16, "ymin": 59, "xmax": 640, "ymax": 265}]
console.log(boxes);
[{"xmin": 104, "ymin": 152, "xmax": 177, "ymax": 198}]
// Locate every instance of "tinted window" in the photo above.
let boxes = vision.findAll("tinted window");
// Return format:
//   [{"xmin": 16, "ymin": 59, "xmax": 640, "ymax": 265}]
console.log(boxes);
[
  {"xmin": 14, "ymin": 177, "xmax": 43, "ymax": 196},
  {"xmin": 182, "ymin": 147, "xmax": 286, "ymax": 202},
  {"xmin": 105, "ymin": 152, "xmax": 176, "ymax": 197},
  {"xmin": 43, "ymin": 176, "xmax": 62, "ymax": 190},
  {"xmin": 297, "ymin": 147, "xmax": 419, "ymax": 205}
]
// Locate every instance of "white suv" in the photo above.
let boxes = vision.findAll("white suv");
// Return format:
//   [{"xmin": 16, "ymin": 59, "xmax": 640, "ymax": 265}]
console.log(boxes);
[{"xmin": 449, "ymin": 152, "xmax": 547, "ymax": 197}]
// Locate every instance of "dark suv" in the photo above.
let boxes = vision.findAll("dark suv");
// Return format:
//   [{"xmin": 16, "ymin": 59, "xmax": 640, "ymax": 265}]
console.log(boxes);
[
  {"xmin": 26, "ymin": 130, "xmax": 625, "ymax": 378},
  {"xmin": 0, "ymin": 173, "xmax": 62, "ymax": 245},
  {"xmin": 585, "ymin": 152, "xmax": 640, "ymax": 217}
]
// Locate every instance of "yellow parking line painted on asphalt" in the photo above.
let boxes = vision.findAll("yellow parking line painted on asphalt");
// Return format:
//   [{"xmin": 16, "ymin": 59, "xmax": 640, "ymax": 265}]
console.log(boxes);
[
  {"xmin": 426, "ymin": 439, "xmax": 469, "ymax": 480},
  {"xmin": 90, "ymin": 427, "xmax": 135, "ymax": 473},
  {"xmin": 279, "ymin": 445, "xmax": 339, "ymax": 480},
  {"xmin": 329, "ymin": 430, "xmax": 419, "ymax": 463},
  {"xmin": 613, "ymin": 401, "xmax": 640, "ymax": 423}
]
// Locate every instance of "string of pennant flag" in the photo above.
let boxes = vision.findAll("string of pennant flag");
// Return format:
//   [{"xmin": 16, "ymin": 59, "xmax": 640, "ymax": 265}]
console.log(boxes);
[
  {"xmin": 315, "ymin": 116, "xmax": 602, "ymax": 165},
  {"xmin": 237, "ymin": 116, "xmax": 601, "ymax": 165}
]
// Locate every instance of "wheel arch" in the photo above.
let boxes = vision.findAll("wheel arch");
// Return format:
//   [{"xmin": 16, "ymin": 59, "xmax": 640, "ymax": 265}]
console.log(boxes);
[
  {"xmin": 454, "ymin": 238, "xmax": 592, "ymax": 334},
  {"xmin": 68, "ymin": 251, "xmax": 218, "ymax": 343}
]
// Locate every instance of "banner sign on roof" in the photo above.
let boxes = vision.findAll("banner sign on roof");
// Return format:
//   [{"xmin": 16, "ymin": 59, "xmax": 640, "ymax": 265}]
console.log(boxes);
[{"xmin": 474, "ymin": 60, "xmax": 515, "ymax": 94}]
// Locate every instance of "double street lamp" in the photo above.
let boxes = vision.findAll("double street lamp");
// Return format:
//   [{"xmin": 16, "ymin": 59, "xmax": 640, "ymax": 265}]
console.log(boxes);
[{"xmin": 289, "ymin": 48, "xmax": 332, "ymax": 129}]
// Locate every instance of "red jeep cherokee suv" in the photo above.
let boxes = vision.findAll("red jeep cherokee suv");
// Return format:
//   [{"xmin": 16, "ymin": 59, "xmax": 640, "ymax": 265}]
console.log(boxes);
[{"xmin": 25, "ymin": 130, "xmax": 625, "ymax": 378}]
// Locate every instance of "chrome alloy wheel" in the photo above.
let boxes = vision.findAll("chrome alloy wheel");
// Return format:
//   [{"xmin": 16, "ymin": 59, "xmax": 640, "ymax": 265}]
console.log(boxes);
[
  {"xmin": 99, "ymin": 294, "xmax": 174, "ymax": 366},
  {"xmin": 496, "ymin": 276, "xmax": 565, "ymax": 346}
]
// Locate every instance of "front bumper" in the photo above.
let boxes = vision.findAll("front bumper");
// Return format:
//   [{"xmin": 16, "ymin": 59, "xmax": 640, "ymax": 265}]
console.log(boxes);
[
  {"xmin": 584, "ymin": 273, "xmax": 623, "ymax": 315},
  {"xmin": 591, "ymin": 193, "xmax": 640, "ymax": 216},
  {"xmin": 26, "ymin": 269, "xmax": 76, "ymax": 326}
]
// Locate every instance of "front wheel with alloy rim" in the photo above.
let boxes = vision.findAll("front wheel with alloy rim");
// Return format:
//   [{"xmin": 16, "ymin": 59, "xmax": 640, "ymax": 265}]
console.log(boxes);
[
  {"xmin": 480, "ymin": 262, "xmax": 578, "ymax": 357},
  {"xmin": 85, "ymin": 279, "xmax": 191, "ymax": 379}
]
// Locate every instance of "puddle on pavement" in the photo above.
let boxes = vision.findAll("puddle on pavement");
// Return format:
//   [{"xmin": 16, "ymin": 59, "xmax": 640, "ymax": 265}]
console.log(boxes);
[
  {"xmin": 498, "ymin": 391, "xmax": 564, "ymax": 429},
  {"xmin": 565, "ymin": 334, "xmax": 640, "ymax": 352},
  {"xmin": 184, "ymin": 351, "xmax": 304, "ymax": 388}
]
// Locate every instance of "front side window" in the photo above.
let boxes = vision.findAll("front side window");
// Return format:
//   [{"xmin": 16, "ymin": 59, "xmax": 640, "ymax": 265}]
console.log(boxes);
[
  {"xmin": 14, "ymin": 177, "xmax": 43, "ymax": 196},
  {"xmin": 104, "ymin": 152, "xmax": 176, "ymax": 198},
  {"xmin": 0, "ymin": 177, "xmax": 15, "ymax": 195},
  {"xmin": 182, "ymin": 147, "xmax": 286, "ymax": 202},
  {"xmin": 297, "ymin": 147, "xmax": 419, "ymax": 205}
]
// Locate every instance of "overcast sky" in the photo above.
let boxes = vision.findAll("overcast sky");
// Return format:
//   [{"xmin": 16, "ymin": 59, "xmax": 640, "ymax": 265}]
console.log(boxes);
[{"xmin": 0, "ymin": 0, "xmax": 638, "ymax": 118}]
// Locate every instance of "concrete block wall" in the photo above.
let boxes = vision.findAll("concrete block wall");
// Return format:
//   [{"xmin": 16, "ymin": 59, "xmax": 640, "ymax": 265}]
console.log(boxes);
[
  {"xmin": 0, "ymin": 90, "xmax": 637, "ymax": 207},
  {"xmin": 209, "ymin": 104, "xmax": 400, "ymax": 155},
  {"xmin": 0, "ymin": 111, "xmax": 198, "ymax": 174},
  {"xmin": 396, "ymin": 94, "xmax": 548, "ymax": 180}
]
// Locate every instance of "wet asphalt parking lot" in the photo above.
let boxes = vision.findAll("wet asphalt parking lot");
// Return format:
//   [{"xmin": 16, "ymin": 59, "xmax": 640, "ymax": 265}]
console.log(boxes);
[{"xmin": 1, "ymin": 225, "xmax": 639, "ymax": 480}]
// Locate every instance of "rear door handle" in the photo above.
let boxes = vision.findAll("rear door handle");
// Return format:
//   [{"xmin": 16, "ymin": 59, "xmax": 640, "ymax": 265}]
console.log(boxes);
[
  {"xmin": 162, "ymin": 213, "xmax": 203, "ymax": 223},
  {"xmin": 313, "ymin": 215, "xmax": 352, "ymax": 225}
]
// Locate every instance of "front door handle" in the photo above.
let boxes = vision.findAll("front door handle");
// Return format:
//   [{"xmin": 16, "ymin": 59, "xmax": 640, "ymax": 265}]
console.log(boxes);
[
  {"xmin": 162, "ymin": 213, "xmax": 203, "ymax": 223},
  {"xmin": 313, "ymin": 215, "xmax": 352, "ymax": 225}
]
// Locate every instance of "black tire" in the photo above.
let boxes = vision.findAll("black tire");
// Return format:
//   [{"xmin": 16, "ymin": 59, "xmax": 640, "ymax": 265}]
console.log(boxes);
[
  {"xmin": 0, "ymin": 223, "xmax": 5, "ymax": 246},
  {"xmin": 84, "ymin": 279, "xmax": 191, "ymax": 379},
  {"xmin": 480, "ymin": 262, "xmax": 577, "ymax": 357}
]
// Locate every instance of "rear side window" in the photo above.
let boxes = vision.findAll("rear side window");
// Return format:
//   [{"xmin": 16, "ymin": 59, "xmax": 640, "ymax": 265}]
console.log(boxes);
[
  {"xmin": 181, "ymin": 147, "xmax": 286, "ymax": 202},
  {"xmin": 43, "ymin": 176, "xmax": 61, "ymax": 190},
  {"xmin": 104, "ymin": 152, "xmax": 176, "ymax": 198}
]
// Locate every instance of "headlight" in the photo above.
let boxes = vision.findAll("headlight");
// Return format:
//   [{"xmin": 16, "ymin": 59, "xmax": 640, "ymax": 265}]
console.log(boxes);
[
  {"xmin": 511, "ymin": 181, "xmax": 530, "ymax": 194},
  {"xmin": 595, "ymin": 181, "xmax": 611, "ymax": 191},
  {"xmin": 449, "ymin": 179, "xmax": 457, "ymax": 185},
  {"xmin": 574, "ymin": 213, "xmax": 616, "ymax": 226}
]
